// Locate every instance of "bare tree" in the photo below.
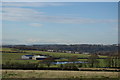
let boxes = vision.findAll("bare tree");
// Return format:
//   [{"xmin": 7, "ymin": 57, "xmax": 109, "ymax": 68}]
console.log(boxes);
[
  {"xmin": 88, "ymin": 54, "xmax": 99, "ymax": 68},
  {"xmin": 41, "ymin": 57, "xmax": 54, "ymax": 68},
  {"xmin": 68, "ymin": 55, "xmax": 78, "ymax": 64}
]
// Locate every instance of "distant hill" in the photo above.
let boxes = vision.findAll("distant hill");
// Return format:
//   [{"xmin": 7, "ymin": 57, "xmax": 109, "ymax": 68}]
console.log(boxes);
[{"xmin": 2, "ymin": 44, "xmax": 118, "ymax": 56}]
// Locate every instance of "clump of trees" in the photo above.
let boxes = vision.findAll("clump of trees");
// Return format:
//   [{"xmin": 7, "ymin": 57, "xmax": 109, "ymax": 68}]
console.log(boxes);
[
  {"xmin": 59, "ymin": 56, "xmax": 79, "ymax": 70},
  {"xmin": 61, "ymin": 63, "xmax": 79, "ymax": 70},
  {"xmin": 41, "ymin": 57, "xmax": 55, "ymax": 68},
  {"xmin": 105, "ymin": 54, "xmax": 119, "ymax": 68},
  {"xmin": 2, "ymin": 61, "xmax": 39, "ymax": 69},
  {"xmin": 88, "ymin": 54, "xmax": 99, "ymax": 68},
  {"xmin": 3, "ymin": 44, "xmax": 117, "ymax": 55}
]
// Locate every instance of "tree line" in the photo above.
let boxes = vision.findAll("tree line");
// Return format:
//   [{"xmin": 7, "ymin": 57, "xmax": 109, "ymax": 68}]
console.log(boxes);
[{"xmin": 3, "ymin": 44, "xmax": 118, "ymax": 56}]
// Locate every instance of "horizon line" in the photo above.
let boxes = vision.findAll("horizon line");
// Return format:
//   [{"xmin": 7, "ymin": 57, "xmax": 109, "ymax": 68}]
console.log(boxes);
[{"xmin": 2, "ymin": 43, "xmax": 118, "ymax": 46}]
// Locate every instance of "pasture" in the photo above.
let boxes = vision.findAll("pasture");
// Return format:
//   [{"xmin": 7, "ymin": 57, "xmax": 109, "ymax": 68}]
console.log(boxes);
[
  {"xmin": 1, "ymin": 48, "xmax": 120, "ymax": 79},
  {"xmin": 2, "ymin": 48, "xmax": 108, "ymax": 68}
]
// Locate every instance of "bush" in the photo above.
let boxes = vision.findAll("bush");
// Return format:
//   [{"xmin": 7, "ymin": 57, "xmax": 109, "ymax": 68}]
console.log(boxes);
[
  {"xmin": 2, "ymin": 61, "xmax": 39, "ymax": 69},
  {"xmin": 62, "ymin": 63, "xmax": 79, "ymax": 70}
]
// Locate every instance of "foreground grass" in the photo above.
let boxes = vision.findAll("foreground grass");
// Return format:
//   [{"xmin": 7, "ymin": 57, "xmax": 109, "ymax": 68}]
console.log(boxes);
[{"xmin": 2, "ymin": 70, "xmax": 119, "ymax": 78}]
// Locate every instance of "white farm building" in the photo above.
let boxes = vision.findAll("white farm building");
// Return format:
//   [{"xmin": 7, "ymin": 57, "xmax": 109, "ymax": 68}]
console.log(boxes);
[
  {"xmin": 21, "ymin": 55, "xmax": 48, "ymax": 60},
  {"xmin": 32, "ymin": 55, "xmax": 48, "ymax": 60},
  {"xmin": 21, "ymin": 55, "xmax": 34, "ymax": 59}
]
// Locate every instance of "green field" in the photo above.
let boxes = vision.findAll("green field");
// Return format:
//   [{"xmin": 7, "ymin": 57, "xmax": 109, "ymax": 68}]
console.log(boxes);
[
  {"xmin": 2, "ymin": 47, "xmax": 120, "ymax": 69},
  {"xmin": 1, "ymin": 48, "xmax": 120, "ymax": 79},
  {"xmin": 1, "ymin": 48, "xmax": 109, "ymax": 68}
]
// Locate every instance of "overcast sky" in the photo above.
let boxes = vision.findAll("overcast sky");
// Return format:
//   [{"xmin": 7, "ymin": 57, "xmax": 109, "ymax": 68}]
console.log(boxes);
[{"xmin": 2, "ymin": 2, "xmax": 118, "ymax": 45}]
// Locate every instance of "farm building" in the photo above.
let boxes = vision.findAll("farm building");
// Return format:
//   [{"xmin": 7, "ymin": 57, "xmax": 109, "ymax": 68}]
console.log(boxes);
[
  {"xmin": 32, "ymin": 55, "xmax": 48, "ymax": 60},
  {"xmin": 21, "ymin": 55, "xmax": 34, "ymax": 59}
]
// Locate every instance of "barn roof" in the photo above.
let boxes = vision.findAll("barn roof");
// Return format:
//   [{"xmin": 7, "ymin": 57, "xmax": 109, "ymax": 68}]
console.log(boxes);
[{"xmin": 23, "ymin": 55, "xmax": 34, "ymax": 57}]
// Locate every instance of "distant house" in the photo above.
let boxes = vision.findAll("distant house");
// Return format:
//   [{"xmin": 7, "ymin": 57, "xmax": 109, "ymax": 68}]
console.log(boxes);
[
  {"xmin": 74, "ymin": 52, "xmax": 79, "ymax": 54},
  {"xmin": 66, "ymin": 51, "xmax": 72, "ymax": 53},
  {"xmin": 82, "ymin": 52, "xmax": 89, "ymax": 55},
  {"xmin": 21, "ymin": 55, "xmax": 34, "ymax": 59},
  {"xmin": 47, "ymin": 50, "xmax": 54, "ymax": 52},
  {"xmin": 32, "ymin": 55, "xmax": 48, "ymax": 60}
]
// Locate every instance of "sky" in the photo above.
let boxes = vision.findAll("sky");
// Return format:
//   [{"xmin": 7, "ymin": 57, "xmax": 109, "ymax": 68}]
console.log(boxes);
[
  {"xmin": 2, "ymin": 2, "xmax": 118, "ymax": 45},
  {"xmin": 2, "ymin": 0, "xmax": 120, "ymax": 2}
]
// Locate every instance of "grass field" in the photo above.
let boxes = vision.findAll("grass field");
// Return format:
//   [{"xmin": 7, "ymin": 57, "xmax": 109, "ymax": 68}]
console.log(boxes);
[
  {"xmin": 1, "ymin": 48, "xmax": 120, "ymax": 79},
  {"xmin": 1, "ymin": 48, "xmax": 110, "ymax": 68},
  {"xmin": 2, "ymin": 70, "xmax": 119, "ymax": 78}
]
